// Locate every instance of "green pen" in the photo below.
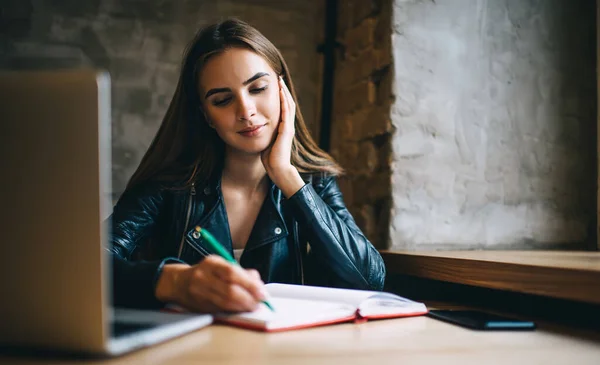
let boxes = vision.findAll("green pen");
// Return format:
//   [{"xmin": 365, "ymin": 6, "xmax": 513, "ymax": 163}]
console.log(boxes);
[{"xmin": 194, "ymin": 226, "xmax": 275, "ymax": 312}]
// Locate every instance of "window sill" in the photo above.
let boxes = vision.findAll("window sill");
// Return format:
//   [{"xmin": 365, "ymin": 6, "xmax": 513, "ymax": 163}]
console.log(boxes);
[{"xmin": 380, "ymin": 250, "xmax": 600, "ymax": 305}]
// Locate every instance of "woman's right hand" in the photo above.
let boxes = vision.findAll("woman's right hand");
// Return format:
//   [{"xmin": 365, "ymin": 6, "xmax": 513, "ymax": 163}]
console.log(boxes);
[{"xmin": 155, "ymin": 255, "xmax": 266, "ymax": 313}]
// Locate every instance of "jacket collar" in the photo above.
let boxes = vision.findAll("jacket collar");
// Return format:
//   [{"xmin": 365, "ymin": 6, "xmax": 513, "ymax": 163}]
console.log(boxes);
[
  {"xmin": 245, "ymin": 183, "xmax": 289, "ymax": 252},
  {"xmin": 192, "ymin": 176, "xmax": 289, "ymax": 255}
]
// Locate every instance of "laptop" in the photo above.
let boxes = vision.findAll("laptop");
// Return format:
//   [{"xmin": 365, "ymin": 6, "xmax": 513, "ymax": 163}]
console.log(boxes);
[{"xmin": 0, "ymin": 70, "xmax": 212, "ymax": 356}]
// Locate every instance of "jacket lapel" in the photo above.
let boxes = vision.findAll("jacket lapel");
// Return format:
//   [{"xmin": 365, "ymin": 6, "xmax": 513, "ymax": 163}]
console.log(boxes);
[
  {"xmin": 184, "ymin": 178, "xmax": 234, "ymax": 257},
  {"xmin": 244, "ymin": 183, "xmax": 289, "ymax": 253},
  {"xmin": 184, "ymin": 179, "xmax": 288, "ymax": 257}
]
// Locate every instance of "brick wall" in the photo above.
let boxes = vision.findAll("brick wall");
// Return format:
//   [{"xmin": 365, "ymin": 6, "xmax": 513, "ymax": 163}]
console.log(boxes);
[
  {"xmin": 0, "ymin": 0, "xmax": 324, "ymax": 199},
  {"xmin": 331, "ymin": 0, "xmax": 394, "ymax": 249}
]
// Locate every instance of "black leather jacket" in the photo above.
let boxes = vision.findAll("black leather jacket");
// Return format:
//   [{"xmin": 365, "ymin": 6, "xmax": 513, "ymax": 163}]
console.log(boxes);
[{"xmin": 107, "ymin": 173, "xmax": 386, "ymax": 309}]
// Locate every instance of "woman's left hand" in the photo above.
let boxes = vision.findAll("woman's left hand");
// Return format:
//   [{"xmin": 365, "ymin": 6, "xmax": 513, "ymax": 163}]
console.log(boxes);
[{"xmin": 261, "ymin": 76, "xmax": 305, "ymax": 197}]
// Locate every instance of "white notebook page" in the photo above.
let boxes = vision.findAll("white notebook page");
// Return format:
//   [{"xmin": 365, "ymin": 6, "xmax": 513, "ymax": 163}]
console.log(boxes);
[{"xmin": 222, "ymin": 297, "xmax": 356, "ymax": 330}]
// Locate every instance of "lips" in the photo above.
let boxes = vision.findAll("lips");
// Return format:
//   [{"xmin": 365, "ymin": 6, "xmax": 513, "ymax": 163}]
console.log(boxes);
[{"xmin": 238, "ymin": 124, "xmax": 266, "ymax": 137}]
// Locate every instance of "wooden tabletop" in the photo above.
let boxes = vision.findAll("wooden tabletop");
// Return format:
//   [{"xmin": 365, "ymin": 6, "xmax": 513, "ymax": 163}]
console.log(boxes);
[
  {"xmin": 381, "ymin": 250, "xmax": 600, "ymax": 304},
  {"xmin": 382, "ymin": 250, "xmax": 600, "ymax": 271},
  {"xmin": 1, "ymin": 316, "xmax": 599, "ymax": 365}
]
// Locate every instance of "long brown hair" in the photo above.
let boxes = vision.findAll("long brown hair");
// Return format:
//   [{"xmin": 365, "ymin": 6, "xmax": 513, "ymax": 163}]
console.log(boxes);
[{"xmin": 125, "ymin": 18, "xmax": 342, "ymax": 191}]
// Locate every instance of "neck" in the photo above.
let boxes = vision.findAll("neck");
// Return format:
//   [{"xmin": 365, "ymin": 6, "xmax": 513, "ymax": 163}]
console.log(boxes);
[{"xmin": 221, "ymin": 149, "xmax": 269, "ymax": 193}]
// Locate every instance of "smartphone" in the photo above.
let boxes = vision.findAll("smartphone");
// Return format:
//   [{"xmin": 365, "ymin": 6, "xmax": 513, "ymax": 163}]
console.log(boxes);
[{"xmin": 427, "ymin": 310, "xmax": 536, "ymax": 330}]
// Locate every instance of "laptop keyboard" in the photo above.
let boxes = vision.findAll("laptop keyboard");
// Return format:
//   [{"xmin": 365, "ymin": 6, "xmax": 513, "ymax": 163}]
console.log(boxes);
[{"xmin": 111, "ymin": 322, "xmax": 158, "ymax": 338}]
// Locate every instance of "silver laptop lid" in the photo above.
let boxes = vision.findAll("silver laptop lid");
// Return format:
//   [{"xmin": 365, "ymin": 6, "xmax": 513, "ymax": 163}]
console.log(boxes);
[{"xmin": 0, "ymin": 70, "xmax": 112, "ymax": 353}]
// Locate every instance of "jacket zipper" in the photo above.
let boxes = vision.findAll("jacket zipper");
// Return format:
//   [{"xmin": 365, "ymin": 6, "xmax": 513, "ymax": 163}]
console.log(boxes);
[{"xmin": 177, "ymin": 183, "xmax": 196, "ymax": 258}]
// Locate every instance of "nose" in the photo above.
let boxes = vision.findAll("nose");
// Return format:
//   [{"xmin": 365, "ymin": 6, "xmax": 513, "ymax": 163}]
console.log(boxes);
[{"xmin": 237, "ymin": 93, "xmax": 256, "ymax": 121}]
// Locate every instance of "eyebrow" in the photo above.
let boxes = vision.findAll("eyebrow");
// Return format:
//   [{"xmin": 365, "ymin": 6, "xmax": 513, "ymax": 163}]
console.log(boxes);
[{"xmin": 204, "ymin": 72, "xmax": 270, "ymax": 99}]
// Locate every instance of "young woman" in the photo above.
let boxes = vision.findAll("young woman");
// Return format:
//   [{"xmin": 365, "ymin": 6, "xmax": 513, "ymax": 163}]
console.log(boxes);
[{"xmin": 108, "ymin": 19, "xmax": 385, "ymax": 313}]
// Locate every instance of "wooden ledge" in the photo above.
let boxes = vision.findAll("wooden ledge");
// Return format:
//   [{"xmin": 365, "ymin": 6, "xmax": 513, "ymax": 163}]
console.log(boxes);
[{"xmin": 381, "ymin": 250, "xmax": 600, "ymax": 305}]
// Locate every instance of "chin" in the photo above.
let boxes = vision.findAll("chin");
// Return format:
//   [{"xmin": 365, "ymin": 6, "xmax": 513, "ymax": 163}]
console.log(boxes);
[{"xmin": 233, "ymin": 140, "xmax": 272, "ymax": 155}]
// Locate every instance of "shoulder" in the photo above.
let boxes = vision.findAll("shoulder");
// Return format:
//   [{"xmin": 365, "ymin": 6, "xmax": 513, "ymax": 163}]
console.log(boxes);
[{"xmin": 115, "ymin": 179, "xmax": 182, "ymax": 209}]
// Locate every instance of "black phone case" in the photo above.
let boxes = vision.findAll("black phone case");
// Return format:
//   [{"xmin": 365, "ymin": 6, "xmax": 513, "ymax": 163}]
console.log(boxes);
[{"xmin": 427, "ymin": 310, "xmax": 536, "ymax": 330}]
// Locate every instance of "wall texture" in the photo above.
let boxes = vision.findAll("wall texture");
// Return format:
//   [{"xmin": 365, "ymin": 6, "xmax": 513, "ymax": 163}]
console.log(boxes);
[
  {"xmin": 390, "ymin": 0, "xmax": 596, "ymax": 249},
  {"xmin": 2, "ymin": 0, "xmax": 596, "ymax": 250},
  {"xmin": 331, "ymin": 0, "xmax": 394, "ymax": 249},
  {"xmin": 0, "ymin": 0, "xmax": 324, "ymax": 200}
]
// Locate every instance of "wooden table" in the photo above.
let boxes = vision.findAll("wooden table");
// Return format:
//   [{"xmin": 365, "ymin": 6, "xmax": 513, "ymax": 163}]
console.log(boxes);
[{"xmin": 1, "ymin": 316, "xmax": 599, "ymax": 365}]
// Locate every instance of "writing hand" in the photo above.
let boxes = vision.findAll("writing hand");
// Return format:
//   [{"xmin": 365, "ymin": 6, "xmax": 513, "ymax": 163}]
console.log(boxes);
[{"xmin": 156, "ymin": 255, "xmax": 266, "ymax": 313}]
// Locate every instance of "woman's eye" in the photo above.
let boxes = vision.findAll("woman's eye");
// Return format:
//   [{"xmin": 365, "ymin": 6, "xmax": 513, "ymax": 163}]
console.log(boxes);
[
  {"xmin": 212, "ymin": 97, "xmax": 231, "ymax": 106},
  {"xmin": 211, "ymin": 86, "xmax": 266, "ymax": 106},
  {"xmin": 250, "ymin": 86, "xmax": 268, "ymax": 94}
]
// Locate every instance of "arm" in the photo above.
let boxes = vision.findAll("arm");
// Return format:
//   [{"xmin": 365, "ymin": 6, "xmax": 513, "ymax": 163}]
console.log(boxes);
[
  {"xmin": 287, "ymin": 176, "xmax": 386, "ymax": 291},
  {"xmin": 108, "ymin": 182, "xmax": 267, "ymax": 312},
  {"xmin": 107, "ymin": 182, "xmax": 181, "ymax": 309},
  {"xmin": 262, "ymin": 78, "xmax": 384, "ymax": 290}
]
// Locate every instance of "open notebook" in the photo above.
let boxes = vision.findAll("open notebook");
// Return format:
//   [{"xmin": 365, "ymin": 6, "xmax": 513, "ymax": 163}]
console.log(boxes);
[{"xmin": 214, "ymin": 283, "xmax": 428, "ymax": 332}]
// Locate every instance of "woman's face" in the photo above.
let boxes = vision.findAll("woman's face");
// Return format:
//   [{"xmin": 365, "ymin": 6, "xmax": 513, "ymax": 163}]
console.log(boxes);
[{"xmin": 198, "ymin": 47, "xmax": 281, "ymax": 156}]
